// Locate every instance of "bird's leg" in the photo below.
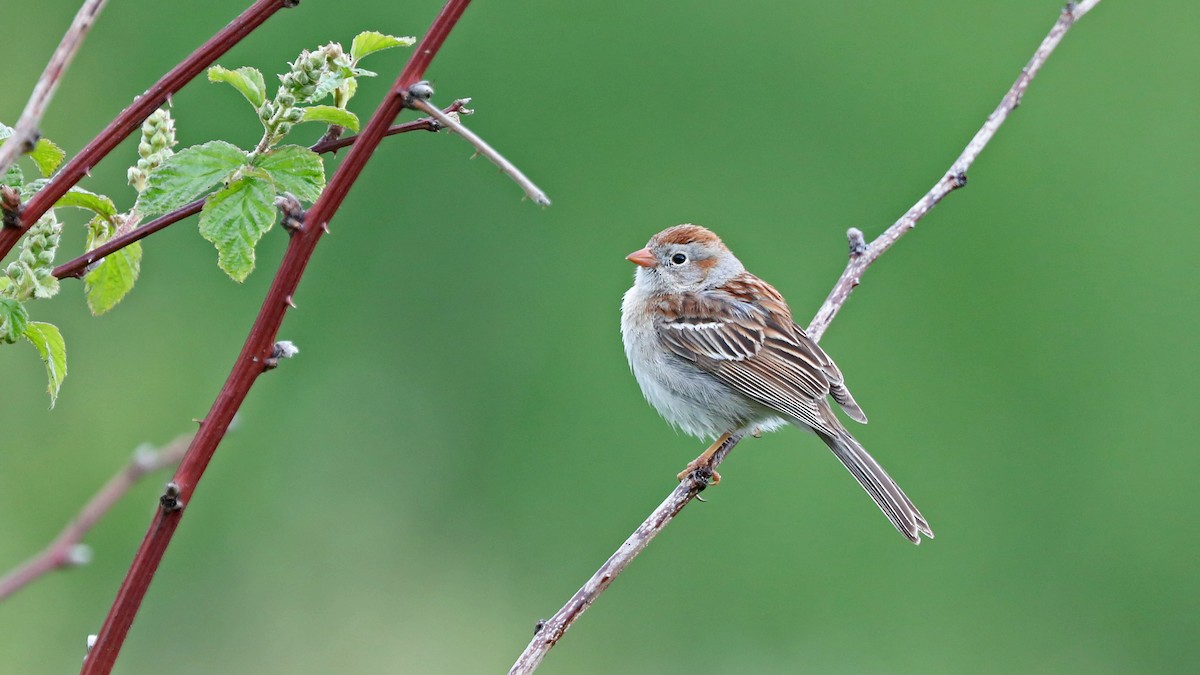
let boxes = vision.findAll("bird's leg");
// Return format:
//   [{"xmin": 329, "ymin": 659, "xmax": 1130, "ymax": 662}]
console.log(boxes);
[{"xmin": 677, "ymin": 432, "xmax": 732, "ymax": 485}]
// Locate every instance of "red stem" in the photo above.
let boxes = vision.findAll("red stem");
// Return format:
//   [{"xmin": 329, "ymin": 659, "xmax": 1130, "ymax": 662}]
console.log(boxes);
[
  {"xmin": 79, "ymin": 1, "xmax": 473, "ymax": 672},
  {"xmin": 53, "ymin": 111, "xmax": 462, "ymax": 280},
  {"xmin": 0, "ymin": 0, "xmax": 292, "ymax": 261}
]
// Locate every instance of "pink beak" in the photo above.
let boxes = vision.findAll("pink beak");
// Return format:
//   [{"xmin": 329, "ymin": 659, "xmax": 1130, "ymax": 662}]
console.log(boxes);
[{"xmin": 625, "ymin": 247, "xmax": 656, "ymax": 268}]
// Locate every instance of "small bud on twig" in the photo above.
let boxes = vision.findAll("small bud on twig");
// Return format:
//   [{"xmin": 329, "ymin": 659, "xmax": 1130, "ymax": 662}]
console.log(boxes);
[{"xmin": 275, "ymin": 193, "xmax": 306, "ymax": 234}]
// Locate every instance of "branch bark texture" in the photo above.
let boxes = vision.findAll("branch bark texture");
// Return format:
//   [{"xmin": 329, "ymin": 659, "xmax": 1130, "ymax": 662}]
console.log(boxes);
[{"xmin": 508, "ymin": 2, "xmax": 1102, "ymax": 672}]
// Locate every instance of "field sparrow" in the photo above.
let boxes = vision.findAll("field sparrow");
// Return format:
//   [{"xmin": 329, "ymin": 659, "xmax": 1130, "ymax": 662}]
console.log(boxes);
[{"xmin": 620, "ymin": 224, "xmax": 933, "ymax": 544}]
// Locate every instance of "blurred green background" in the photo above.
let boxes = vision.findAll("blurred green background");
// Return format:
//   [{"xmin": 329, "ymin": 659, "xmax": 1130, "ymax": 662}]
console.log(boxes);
[{"xmin": 2, "ymin": 0, "xmax": 1197, "ymax": 672}]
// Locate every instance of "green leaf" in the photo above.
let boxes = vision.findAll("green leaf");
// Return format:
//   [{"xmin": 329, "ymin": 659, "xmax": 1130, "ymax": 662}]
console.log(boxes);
[
  {"xmin": 3, "ymin": 162, "xmax": 22, "ymax": 187},
  {"xmin": 30, "ymin": 138, "xmax": 65, "ymax": 177},
  {"xmin": 350, "ymin": 31, "xmax": 416, "ymax": 63},
  {"xmin": 0, "ymin": 298, "xmax": 29, "ymax": 344},
  {"xmin": 56, "ymin": 187, "xmax": 117, "ymax": 220},
  {"xmin": 83, "ymin": 216, "xmax": 142, "ymax": 315},
  {"xmin": 253, "ymin": 145, "xmax": 325, "ymax": 203},
  {"xmin": 199, "ymin": 174, "xmax": 277, "ymax": 282},
  {"xmin": 307, "ymin": 71, "xmax": 351, "ymax": 104},
  {"xmin": 208, "ymin": 66, "xmax": 267, "ymax": 109},
  {"xmin": 23, "ymin": 321, "xmax": 66, "ymax": 407},
  {"xmin": 136, "ymin": 140, "xmax": 246, "ymax": 219},
  {"xmin": 299, "ymin": 105, "xmax": 360, "ymax": 133}
]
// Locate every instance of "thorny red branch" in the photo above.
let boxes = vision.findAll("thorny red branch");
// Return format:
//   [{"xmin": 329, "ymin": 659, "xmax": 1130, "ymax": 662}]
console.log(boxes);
[
  {"xmin": 0, "ymin": 0, "xmax": 295, "ymax": 260},
  {"xmin": 79, "ymin": 1, "xmax": 475, "ymax": 672},
  {"xmin": 52, "ymin": 102, "xmax": 472, "ymax": 281}
]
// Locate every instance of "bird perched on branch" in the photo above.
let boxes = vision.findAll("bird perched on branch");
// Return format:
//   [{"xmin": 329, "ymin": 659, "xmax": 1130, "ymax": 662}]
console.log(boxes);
[{"xmin": 620, "ymin": 224, "xmax": 932, "ymax": 544}]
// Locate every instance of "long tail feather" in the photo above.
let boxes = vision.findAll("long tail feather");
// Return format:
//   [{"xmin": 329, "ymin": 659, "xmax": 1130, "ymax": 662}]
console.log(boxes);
[{"xmin": 820, "ymin": 430, "xmax": 933, "ymax": 544}]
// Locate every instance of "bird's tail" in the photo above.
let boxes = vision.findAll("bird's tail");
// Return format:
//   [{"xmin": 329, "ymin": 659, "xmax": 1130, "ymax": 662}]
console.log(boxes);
[{"xmin": 820, "ymin": 429, "xmax": 934, "ymax": 544}]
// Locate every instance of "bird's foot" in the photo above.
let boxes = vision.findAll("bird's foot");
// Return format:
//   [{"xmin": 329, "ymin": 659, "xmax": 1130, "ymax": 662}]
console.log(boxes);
[
  {"xmin": 677, "ymin": 432, "xmax": 732, "ymax": 485},
  {"xmin": 677, "ymin": 461, "xmax": 721, "ymax": 486}
]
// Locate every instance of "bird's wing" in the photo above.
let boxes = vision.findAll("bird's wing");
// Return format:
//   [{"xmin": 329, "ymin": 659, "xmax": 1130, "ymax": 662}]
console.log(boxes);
[{"xmin": 655, "ymin": 274, "xmax": 866, "ymax": 432}]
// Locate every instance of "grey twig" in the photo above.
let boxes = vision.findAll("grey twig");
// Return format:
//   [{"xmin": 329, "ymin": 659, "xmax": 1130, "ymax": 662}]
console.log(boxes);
[
  {"xmin": 806, "ymin": 0, "xmax": 1101, "ymax": 341},
  {"xmin": 0, "ymin": 432, "xmax": 192, "ymax": 602},
  {"xmin": 508, "ymin": 2, "xmax": 1102, "ymax": 671},
  {"xmin": 406, "ymin": 93, "xmax": 551, "ymax": 206},
  {"xmin": 0, "ymin": 0, "xmax": 108, "ymax": 179}
]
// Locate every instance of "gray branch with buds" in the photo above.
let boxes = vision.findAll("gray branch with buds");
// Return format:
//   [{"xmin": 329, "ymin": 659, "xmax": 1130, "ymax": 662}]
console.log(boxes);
[{"xmin": 508, "ymin": 2, "xmax": 1104, "ymax": 672}]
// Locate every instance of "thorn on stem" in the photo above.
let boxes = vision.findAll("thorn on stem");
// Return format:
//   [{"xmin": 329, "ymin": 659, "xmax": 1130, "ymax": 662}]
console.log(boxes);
[
  {"xmin": 282, "ymin": 0, "xmax": 301, "ymax": 8},
  {"xmin": 284, "ymin": 294, "xmax": 298, "ymax": 309},
  {"xmin": 160, "ymin": 482, "xmax": 184, "ymax": 512}
]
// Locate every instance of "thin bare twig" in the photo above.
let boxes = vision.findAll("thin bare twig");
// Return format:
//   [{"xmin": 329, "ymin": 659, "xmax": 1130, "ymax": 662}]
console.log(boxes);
[
  {"xmin": 508, "ymin": 3, "xmax": 1102, "ymax": 672},
  {"xmin": 807, "ymin": 0, "xmax": 1102, "ymax": 340},
  {"xmin": 0, "ymin": 433, "xmax": 192, "ymax": 603},
  {"xmin": 407, "ymin": 94, "xmax": 551, "ymax": 206},
  {"xmin": 0, "ymin": 0, "xmax": 108, "ymax": 180},
  {"xmin": 51, "ymin": 102, "xmax": 473, "ymax": 280}
]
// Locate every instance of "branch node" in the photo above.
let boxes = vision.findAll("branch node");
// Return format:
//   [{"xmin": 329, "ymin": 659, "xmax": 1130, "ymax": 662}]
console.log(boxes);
[
  {"xmin": 283, "ymin": 0, "xmax": 301, "ymax": 8},
  {"xmin": 951, "ymin": 171, "xmax": 968, "ymax": 189},
  {"xmin": 533, "ymin": 620, "xmax": 546, "ymax": 635},
  {"xmin": 263, "ymin": 340, "xmax": 300, "ymax": 370},
  {"xmin": 847, "ymin": 228, "xmax": 868, "ymax": 257},
  {"xmin": 19, "ymin": 132, "xmax": 40, "ymax": 154},
  {"xmin": 405, "ymin": 80, "xmax": 436, "ymax": 107},
  {"xmin": 159, "ymin": 482, "xmax": 184, "ymax": 512},
  {"xmin": 131, "ymin": 443, "xmax": 158, "ymax": 472},
  {"xmin": 275, "ymin": 193, "xmax": 306, "ymax": 234},
  {"xmin": 65, "ymin": 544, "xmax": 94, "ymax": 568},
  {"xmin": 1, "ymin": 186, "xmax": 24, "ymax": 228}
]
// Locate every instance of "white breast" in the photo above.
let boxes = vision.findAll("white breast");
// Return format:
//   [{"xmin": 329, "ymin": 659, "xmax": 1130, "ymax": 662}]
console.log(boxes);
[{"xmin": 620, "ymin": 281, "xmax": 784, "ymax": 440}]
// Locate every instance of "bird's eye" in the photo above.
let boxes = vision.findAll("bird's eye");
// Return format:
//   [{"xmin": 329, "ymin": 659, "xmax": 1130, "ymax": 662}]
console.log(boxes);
[{"xmin": 671, "ymin": 253, "xmax": 687, "ymax": 265}]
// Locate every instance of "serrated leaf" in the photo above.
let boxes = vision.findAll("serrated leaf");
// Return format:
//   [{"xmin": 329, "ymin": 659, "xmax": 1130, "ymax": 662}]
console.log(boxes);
[
  {"xmin": 199, "ymin": 175, "xmax": 277, "ymax": 282},
  {"xmin": 208, "ymin": 65, "xmax": 267, "ymax": 109},
  {"xmin": 23, "ymin": 321, "xmax": 66, "ymax": 407},
  {"xmin": 83, "ymin": 216, "xmax": 142, "ymax": 315},
  {"xmin": 30, "ymin": 138, "xmax": 65, "ymax": 177},
  {"xmin": 3, "ymin": 163, "xmax": 22, "ymax": 187},
  {"xmin": 350, "ymin": 31, "xmax": 416, "ymax": 63},
  {"xmin": 307, "ymin": 71, "xmax": 351, "ymax": 104},
  {"xmin": 19, "ymin": 178, "xmax": 49, "ymax": 201},
  {"xmin": 56, "ymin": 187, "xmax": 117, "ymax": 220},
  {"xmin": 137, "ymin": 140, "xmax": 246, "ymax": 219},
  {"xmin": 0, "ymin": 298, "xmax": 29, "ymax": 344},
  {"xmin": 299, "ymin": 105, "xmax": 360, "ymax": 133},
  {"xmin": 253, "ymin": 145, "xmax": 325, "ymax": 203}
]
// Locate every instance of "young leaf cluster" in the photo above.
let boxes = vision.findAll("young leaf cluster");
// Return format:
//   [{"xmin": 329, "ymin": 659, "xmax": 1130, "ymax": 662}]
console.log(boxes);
[{"xmin": 0, "ymin": 30, "xmax": 413, "ymax": 406}]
